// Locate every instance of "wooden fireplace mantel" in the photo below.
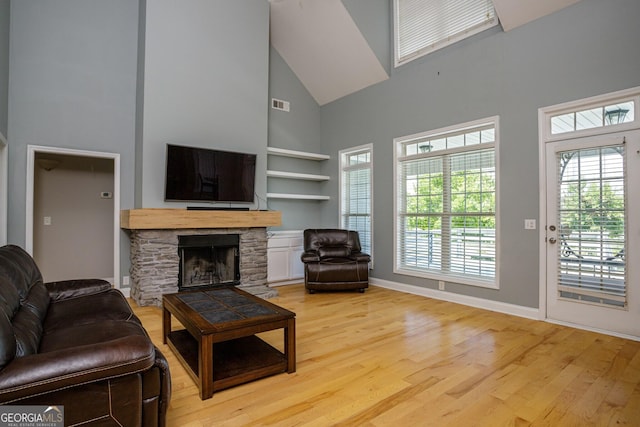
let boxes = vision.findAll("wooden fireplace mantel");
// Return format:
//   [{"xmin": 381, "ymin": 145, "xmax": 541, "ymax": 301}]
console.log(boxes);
[{"xmin": 120, "ymin": 209, "xmax": 281, "ymax": 230}]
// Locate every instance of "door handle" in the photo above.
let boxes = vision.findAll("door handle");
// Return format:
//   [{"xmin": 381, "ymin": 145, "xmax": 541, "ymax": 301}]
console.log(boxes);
[{"xmin": 549, "ymin": 237, "xmax": 557, "ymax": 244}]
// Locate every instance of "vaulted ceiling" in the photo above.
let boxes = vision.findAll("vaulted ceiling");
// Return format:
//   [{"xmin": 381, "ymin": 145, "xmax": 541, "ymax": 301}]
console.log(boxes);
[{"xmin": 269, "ymin": 0, "xmax": 582, "ymax": 105}]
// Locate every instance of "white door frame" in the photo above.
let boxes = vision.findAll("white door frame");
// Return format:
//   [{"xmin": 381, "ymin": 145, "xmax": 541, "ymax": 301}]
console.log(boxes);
[
  {"xmin": 538, "ymin": 86, "xmax": 640, "ymax": 340},
  {"xmin": 0, "ymin": 133, "xmax": 7, "ymax": 246},
  {"xmin": 26, "ymin": 145, "xmax": 121, "ymax": 289}
]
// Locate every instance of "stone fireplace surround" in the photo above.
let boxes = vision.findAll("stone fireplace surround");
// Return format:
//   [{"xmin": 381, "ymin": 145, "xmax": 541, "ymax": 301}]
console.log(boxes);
[{"xmin": 121, "ymin": 209, "xmax": 281, "ymax": 307}]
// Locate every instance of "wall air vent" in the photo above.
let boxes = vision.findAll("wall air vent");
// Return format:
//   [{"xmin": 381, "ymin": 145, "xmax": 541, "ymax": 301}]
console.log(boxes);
[{"xmin": 272, "ymin": 98, "xmax": 290, "ymax": 112}]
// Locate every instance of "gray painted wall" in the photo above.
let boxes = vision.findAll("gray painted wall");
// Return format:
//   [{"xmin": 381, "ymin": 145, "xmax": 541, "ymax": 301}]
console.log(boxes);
[
  {"xmin": 7, "ymin": 0, "xmax": 139, "ymax": 280},
  {"xmin": 267, "ymin": 47, "xmax": 325, "ymax": 230},
  {"xmin": 319, "ymin": 0, "xmax": 640, "ymax": 307},
  {"xmin": 342, "ymin": 0, "xmax": 391, "ymax": 75},
  {"xmin": 7, "ymin": 0, "xmax": 270, "ymax": 282},
  {"xmin": 140, "ymin": 0, "xmax": 270, "ymax": 209},
  {"xmin": 0, "ymin": 0, "xmax": 9, "ymax": 139}
]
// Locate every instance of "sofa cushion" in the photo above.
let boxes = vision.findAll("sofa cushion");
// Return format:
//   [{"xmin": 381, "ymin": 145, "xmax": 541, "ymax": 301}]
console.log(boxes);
[
  {"xmin": 0, "ymin": 311, "xmax": 15, "ymax": 369},
  {"xmin": 12, "ymin": 282, "xmax": 51, "ymax": 357},
  {"xmin": 0, "ymin": 245, "xmax": 43, "ymax": 301},
  {"xmin": 0, "ymin": 275, "xmax": 19, "ymax": 323},
  {"xmin": 22, "ymin": 282, "xmax": 50, "ymax": 324},
  {"xmin": 46, "ymin": 279, "xmax": 112, "ymax": 302},
  {"xmin": 12, "ymin": 308, "xmax": 42, "ymax": 357},
  {"xmin": 43, "ymin": 289, "xmax": 137, "ymax": 334}
]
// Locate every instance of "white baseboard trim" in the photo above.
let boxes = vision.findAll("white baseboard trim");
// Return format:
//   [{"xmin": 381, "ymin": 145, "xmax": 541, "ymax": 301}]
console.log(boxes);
[
  {"xmin": 545, "ymin": 318, "xmax": 639, "ymax": 342},
  {"xmin": 370, "ymin": 276, "xmax": 541, "ymax": 321},
  {"xmin": 269, "ymin": 278, "xmax": 304, "ymax": 287},
  {"xmin": 103, "ymin": 277, "xmax": 131, "ymax": 298}
]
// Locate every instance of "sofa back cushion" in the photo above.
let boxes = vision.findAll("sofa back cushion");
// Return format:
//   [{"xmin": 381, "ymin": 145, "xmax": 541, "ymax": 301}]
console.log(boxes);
[
  {"xmin": 317, "ymin": 246, "xmax": 351, "ymax": 259},
  {"xmin": 0, "ymin": 276, "xmax": 18, "ymax": 368},
  {"xmin": 13, "ymin": 282, "xmax": 49, "ymax": 356},
  {"xmin": 0, "ymin": 245, "xmax": 44, "ymax": 300},
  {"xmin": 0, "ymin": 245, "xmax": 51, "ymax": 364},
  {"xmin": 303, "ymin": 229, "xmax": 362, "ymax": 253}
]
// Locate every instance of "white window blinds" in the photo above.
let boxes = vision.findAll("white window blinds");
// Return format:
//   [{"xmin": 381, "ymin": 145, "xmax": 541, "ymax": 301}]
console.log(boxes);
[
  {"xmin": 395, "ymin": 119, "xmax": 497, "ymax": 287},
  {"xmin": 556, "ymin": 146, "xmax": 627, "ymax": 307},
  {"xmin": 340, "ymin": 146, "xmax": 373, "ymax": 260},
  {"xmin": 395, "ymin": 0, "xmax": 498, "ymax": 66}
]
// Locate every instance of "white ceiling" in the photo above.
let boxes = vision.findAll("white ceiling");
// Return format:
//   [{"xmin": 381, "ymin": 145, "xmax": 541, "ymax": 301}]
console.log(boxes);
[
  {"xmin": 269, "ymin": 0, "xmax": 388, "ymax": 106},
  {"xmin": 269, "ymin": 0, "xmax": 582, "ymax": 106},
  {"xmin": 492, "ymin": 0, "xmax": 582, "ymax": 32}
]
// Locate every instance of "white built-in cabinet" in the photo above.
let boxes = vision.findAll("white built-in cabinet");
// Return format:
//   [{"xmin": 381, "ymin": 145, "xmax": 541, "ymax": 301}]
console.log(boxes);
[
  {"xmin": 267, "ymin": 230, "xmax": 304, "ymax": 285},
  {"xmin": 266, "ymin": 147, "xmax": 330, "ymax": 200}
]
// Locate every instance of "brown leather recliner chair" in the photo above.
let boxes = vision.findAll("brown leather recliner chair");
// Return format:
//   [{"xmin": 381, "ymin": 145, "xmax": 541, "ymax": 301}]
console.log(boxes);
[{"xmin": 301, "ymin": 229, "xmax": 370, "ymax": 293}]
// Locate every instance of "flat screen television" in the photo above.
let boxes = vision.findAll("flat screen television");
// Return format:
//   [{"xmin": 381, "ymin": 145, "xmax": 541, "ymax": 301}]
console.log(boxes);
[{"xmin": 164, "ymin": 144, "xmax": 256, "ymax": 203}]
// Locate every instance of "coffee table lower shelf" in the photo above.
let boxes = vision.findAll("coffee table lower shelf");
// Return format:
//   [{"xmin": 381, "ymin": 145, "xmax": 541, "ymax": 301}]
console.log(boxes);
[{"xmin": 167, "ymin": 330, "xmax": 287, "ymax": 393}]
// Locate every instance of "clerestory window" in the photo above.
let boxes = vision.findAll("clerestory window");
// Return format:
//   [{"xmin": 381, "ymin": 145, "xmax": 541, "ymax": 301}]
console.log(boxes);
[{"xmin": 394, "ymin": 0, "xmax": 498, "ymax": 66}]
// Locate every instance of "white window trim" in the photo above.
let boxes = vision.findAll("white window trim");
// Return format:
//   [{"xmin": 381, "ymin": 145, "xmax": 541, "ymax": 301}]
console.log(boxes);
[
  {"xmin": 339, "ymin": 143, "xmax": 374, "ymax": 267},
  {"xmin": 393, "ymin": 116, "xmax": 500, "ymax": 289}
]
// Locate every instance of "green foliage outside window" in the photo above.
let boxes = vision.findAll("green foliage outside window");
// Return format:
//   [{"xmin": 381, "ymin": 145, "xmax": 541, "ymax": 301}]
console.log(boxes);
[
  {"xmin": 405, "ymin": 166, "xmax": 496, "ymax": 230},
  {"xmin": 561, "ymin": 182, "xmax": 625, "ymax": 239}
]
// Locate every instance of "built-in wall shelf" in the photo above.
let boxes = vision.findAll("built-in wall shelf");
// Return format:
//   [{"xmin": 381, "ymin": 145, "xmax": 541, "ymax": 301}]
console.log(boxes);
[
  {"xmin": 267, "ymin": 193, "xmax": 330, "ymax": 201},
  {"xmin": 266, "ymin": 170, "xmax": 330, "ymax": 181},
  {"xmin": 267, "ymin": 147, "xmax": 330, "ymax": 161},
  {"xmin": 267, "ymin": 147, "xmax": 331, "ymax": 201}
]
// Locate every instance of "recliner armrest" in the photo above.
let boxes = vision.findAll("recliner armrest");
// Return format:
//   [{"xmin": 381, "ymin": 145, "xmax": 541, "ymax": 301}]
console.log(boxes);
[
  {"xmin": 350, "ymin": 252, "xmax": 371, "ymax": 263},
  {"xmin": 301, "ymin": 251, "xmax": 320, "ymax": 263},
  {"xmin": 45, "ymin": 279, "xmax": 112, "ymax": 302}
]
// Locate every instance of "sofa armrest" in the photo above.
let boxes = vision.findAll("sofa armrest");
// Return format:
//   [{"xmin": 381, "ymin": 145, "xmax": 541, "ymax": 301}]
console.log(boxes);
[
  {"xmin": 301, "ymin": 251, "xmax": 320, "ymax": 263},
  {"xmin": 45, "ymin": 279, "xmax": 112, "ymax": 302},
  {"xmin": 0, "ymin": 334, "xmax": 155, "ymax": 403}
]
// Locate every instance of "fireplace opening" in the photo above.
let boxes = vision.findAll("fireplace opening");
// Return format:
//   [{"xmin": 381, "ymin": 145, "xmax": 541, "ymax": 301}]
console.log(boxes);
[{"xmin": 178, "ymin": 234, "xmax": 240, "ymax": 291}]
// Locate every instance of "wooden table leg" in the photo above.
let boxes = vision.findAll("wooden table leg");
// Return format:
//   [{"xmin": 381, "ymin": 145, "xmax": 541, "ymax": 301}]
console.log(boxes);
[
  {"xmin": 285, "ymin": 318, "xmax": 296, "ymax": 373},
  {"xmin": 199, "ymin": 334, "xmax": 214, "ymax": 399},
  {"xmin": 162, "ymin": 306, "xmax": 170, "ymax": 345}
]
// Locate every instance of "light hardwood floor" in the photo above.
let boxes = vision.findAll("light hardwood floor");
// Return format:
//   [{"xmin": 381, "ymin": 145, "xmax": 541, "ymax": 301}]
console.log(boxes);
[{"xmin": 131, "ymin": 284, "xmax": 640, "ymax": 426}]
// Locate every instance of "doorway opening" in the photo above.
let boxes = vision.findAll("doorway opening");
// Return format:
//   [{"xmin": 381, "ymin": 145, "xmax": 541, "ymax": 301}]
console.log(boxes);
[{"xmin": 26, "ymin": 145, "xmax": 121, "ymax": 288}]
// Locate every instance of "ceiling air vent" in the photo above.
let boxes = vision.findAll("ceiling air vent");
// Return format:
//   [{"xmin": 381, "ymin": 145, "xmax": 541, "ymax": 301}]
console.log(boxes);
[{"xmin": 272, "ymin": 98, "xmax": 290, "ymax": 112}]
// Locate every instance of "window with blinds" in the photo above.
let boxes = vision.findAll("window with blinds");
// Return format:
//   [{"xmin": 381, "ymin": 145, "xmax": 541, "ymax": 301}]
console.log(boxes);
[
  {"xmin": 394, "ymin": 118, "xmax": 497, "ymax": 287},
  {"xmin": 340, "ymin": 145, "xmax": 373, "ymax": 261},
  {"xmin": 556, "ymin": 146, "xmax": 626, "ymax": 307},
  {"xmin": 394, "ymin": 0, "xmax": 498, "ymax": 66}
]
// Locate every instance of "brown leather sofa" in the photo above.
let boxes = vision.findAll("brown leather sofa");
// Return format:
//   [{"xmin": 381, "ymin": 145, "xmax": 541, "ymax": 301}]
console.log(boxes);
[
  {"xmin": 301, "ymin": 229, "xmax": 371, "ymax": 293},
  {"xmin": 0, "ymin": 245, "xmax": 171, "ymax": 426}
]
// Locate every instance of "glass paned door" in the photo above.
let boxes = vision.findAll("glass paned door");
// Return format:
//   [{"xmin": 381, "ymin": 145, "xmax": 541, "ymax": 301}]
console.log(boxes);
[{"xmin": 545, "ymin": 132, "xmax": 639, "ymax": 337}]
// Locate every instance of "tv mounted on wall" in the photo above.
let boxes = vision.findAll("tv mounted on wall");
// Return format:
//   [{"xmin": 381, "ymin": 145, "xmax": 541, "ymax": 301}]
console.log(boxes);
[{"xmin": 164, "ymin": 144, "xmax": 257, "ymax": 203}]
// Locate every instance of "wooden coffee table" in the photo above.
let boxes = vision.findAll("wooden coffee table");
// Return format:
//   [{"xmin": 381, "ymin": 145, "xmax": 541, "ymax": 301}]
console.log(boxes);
[{"xmin": 162, "ymin": 287, "xmax": 296, "ymax": 400}]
